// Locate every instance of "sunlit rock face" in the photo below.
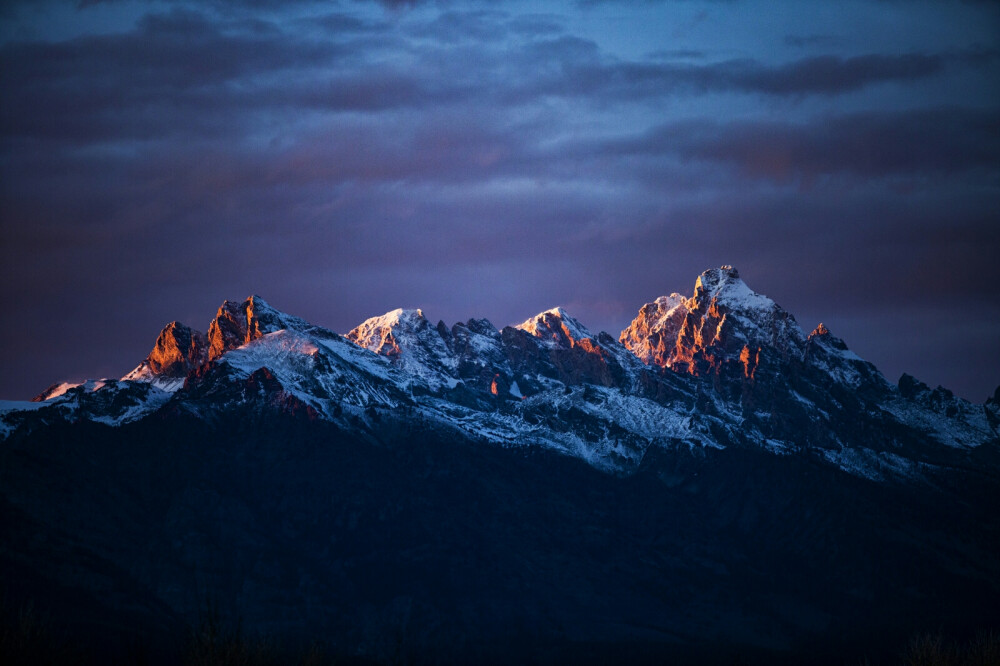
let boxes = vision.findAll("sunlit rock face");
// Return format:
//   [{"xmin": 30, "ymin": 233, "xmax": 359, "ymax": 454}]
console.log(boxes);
[
  {"xmin": 619, "ymin": 294, "xmax": 688, "ymax": 368},
  {"xmin": 622, "ymin": 266, "xmax": 806, "ymax": 380},
  {"xmin": 3, "ymin": 266, "xmax": 997, "ymax": 478},
  {"xmin": 511, "ymin": 307, "xmax": 648, "ymax": 391},
  {"xmin": 120, "ymin": 321, "xmax": 208, "ymax": 390},
  {"xmin": 208, "ymin": 300, "xmax": 249, "ymax": 361},
  {"xmin": 207, "ymin": 295, "xmax": 300, "ymax": 361},
  {"xmin": 146, "ymin": 322, "xmax": 207, "ymax": 376},
  {"xmin": 620, "ymin": 267, "xmax": 893, "ymax": 426}
]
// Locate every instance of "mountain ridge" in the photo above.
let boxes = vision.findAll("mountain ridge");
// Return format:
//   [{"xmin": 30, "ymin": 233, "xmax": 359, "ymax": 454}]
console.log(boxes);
[
  {"xmin": 3, "ymin": 266, "xmax": 997, "ymax": 479},
  {"xmin": 3, "ymin": 266, "xmax": 1000, "ymax": 664}
]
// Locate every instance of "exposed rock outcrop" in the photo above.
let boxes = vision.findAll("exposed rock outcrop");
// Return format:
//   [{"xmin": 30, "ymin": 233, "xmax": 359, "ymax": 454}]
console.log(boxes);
[{"xmin": 207, "ymin": 295, "xmax": 307, "ymax": 361}]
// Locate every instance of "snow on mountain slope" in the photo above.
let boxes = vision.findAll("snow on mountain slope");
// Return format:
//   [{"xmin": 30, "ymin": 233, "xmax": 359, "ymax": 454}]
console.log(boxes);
[
  {"xmin": 887, "ymin": 373, "xmax": 998, "ymax": 449},
  {"xmin": 1, "ymin": 379, "xmax": 173, "ymax": 436},
  {"xmin": 346, "ymin": 309, "xmax": 460, "ymax": 392},
  {"xmin": 33, "ymin": 379, "xmax": 106, "ymax": 401},
  {"xmin": 618, "ymin": 266, "xmax": 998, "ymax": 465},
  {"xmin": 216, "ymin": 329, "xmax": 406, "ymax": 416},
  {"xmin": 803, "ymin": 323, "xmax": 890, "ymax": 394},
  {"xmin": 439, "ymin": 317, "xmax": 512, "ymax": 392},
  {"xmin": 3, "ymin": 270, "xmax": 997, "ymax": 481},
  {"xmin": 509, "ymin": 306, "xmax": 654, "ymax": 394},
  {"xmin": 516, "ymin": 307, "xmax": 594, "ymax": 349},
  {"xmin": 120, "ymin": 366, "xmax": 187, "ymax": 392}
]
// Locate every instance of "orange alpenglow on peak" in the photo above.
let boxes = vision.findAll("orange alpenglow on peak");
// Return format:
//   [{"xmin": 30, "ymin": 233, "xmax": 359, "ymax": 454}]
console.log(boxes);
[
  {"xmin": 122, "ymin": 320, "xmax": 207, "ymax": 383},
  {"xmin": 619, "ymin": 265, "xmax": 804, "ymax": 378},
  {"xmin": 618, "ymin": 293, "xmax": 689, "ymax": 367},
  {"xmin": 811, "ymin": 323, "xmax": 831, "ymax": 337},
  {"xmin": 147, "ymin": 321, "xmax": 208, "ymax": 376},
  {"xmin": 515, "ymin": 307, "xmax": 594, "ymax": 349},
  {"xmin": 206, "ymin": 295, "xmax": 301, "ymax": 361}
]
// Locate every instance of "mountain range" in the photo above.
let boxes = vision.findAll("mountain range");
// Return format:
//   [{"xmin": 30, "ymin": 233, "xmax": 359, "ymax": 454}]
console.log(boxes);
[{"xmin": 2, "ymin": 266, "xmax": 998, "ymax": 664}]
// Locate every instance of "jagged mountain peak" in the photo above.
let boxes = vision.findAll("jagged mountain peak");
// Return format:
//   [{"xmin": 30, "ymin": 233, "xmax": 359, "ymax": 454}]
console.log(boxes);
[
  {"xmin": 460, "ymin": 317, "xmax": 500, "ymax": 338},
  {"xmin": 346, "ymin": 308, "xmax": 432, "ymax": 357},
  {"xmin": 804, "ymin": 322, "xmax": 860, "ymax": 359},
  {"xmin": 619, "ymin": 293, "xmax": 689, "ymax": 367},
  {"xmin": 128, "ymin": 320, "xmax": 207, "ymax": 379},
  {"xmin": 691, "ymin": 265, "xmax": 780, "ymax": 316},
  {"xmin": 360, "ymin": 307, "xmax": 427, "ymax": 330},
  {"xmin": 802, "ymin": 322, "xmax": 889, "ymax": 394},
  {"xmin": 621, "ymin": 266, "xmax": 804, "ymax": 375},
  {"xmin": 516, "ymin": 306, "xmax": 594, "ymax": 349},
  {"xmin": 3, "ymin": 269, "xmax": 996, "ymax": 481},
  {"xmin": 207, "ymin": 294, "xmax": 312, "ymax": 362},
  {"xmin": 344, "ymin": 308, "xmax": 464, "ymax": 392},
  {"xmin": 695, "ymin": 264, "xmax": 740, "ymax": 287}
]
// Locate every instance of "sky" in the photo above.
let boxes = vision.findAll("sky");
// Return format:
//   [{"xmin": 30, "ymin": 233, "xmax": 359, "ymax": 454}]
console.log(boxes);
[{"xmin": 1, "ymin": 0, "xmax": 998, "ymax": 401}]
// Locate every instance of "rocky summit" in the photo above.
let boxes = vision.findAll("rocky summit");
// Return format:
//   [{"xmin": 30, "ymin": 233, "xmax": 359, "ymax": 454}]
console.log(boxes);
[{"xmin": 1, "ymin": 267, "xmax": 998, "ymax": 665}]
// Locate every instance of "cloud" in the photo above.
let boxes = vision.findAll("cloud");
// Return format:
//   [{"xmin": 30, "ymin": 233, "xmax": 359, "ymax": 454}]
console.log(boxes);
[
  {"xmin": 578, "ymin": 0, "xmax": 740, "ymax": 6},
  {"xmin": 2, "ymin": 0, "xmax": 999, "ymax": 402},
  {"xmin": 513, "ymin": 50, "xmax": 984, "ymax": 101},
  {"xmin": 783, "ymin": 34, "xmax": 846, "ymax": 49},
  {"xmin": 5, "ymin": 1, "xmax": 992, "ymax": 154},
  {"xmin": 597, "ymin": 107, "xmax": 1000, "ymax": 180}
]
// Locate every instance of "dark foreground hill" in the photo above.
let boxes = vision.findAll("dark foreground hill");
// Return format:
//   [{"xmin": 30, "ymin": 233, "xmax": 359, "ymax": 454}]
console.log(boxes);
[{"xmin": 2, "ymin": 409, "xmax": 999, "ymax": 665}]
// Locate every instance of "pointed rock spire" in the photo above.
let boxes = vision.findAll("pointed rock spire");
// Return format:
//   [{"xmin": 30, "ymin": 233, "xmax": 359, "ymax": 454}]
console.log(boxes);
[
  {"xmin": 206, "ymin": 295, "xmax": 305, "ymax": 361},
  {"xmin": 147, "ymin": 321, "xmax": 207, "ymax": 376},
  {"xmin": 123, "ymin": 321, "xmax": 207, "ymax": 383}
]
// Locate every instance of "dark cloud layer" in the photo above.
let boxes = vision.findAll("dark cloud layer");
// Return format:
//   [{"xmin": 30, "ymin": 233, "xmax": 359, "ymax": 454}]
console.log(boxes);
[
  {"xmin": 533, "ymin": 52, "xmax": 964, "ymax": 99},
  {"xmin": 601, "ymin": 108, "xmax": 1000, "ymax": 179},
  {"xmin": 1, "ymin": 0, "xmax": 999, "ymax": 401}
]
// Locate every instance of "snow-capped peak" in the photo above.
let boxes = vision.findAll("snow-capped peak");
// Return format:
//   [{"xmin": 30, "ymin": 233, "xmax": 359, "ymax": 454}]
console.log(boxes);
[
  {"xmin": 692, "ymin": 266, "xmax": 778, "ymax": 316},
  {"xmin": 516, "ymin": 307, "xmax": 594, "ymax": 349},
  {"xmin": 345, "ymin": 308, "xmax": 462, "ymax": 391},
  {"xmin": 366, "ymin": 308, "xmax": 427, "ymax": 329},
  {"xmin": 347, "ymin": 308, "xmax": 428, "ymax": 357},
  {"xmin": 3, "ymin": 270, "xmax": 996, "ymax": 486},
  {"xmin": 620, "ymin": 266, "xmax": 807, "ymax": 375},
  {"xmin": 683, "ymin": 265, "xmax": 806, "ymax": 351}
]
